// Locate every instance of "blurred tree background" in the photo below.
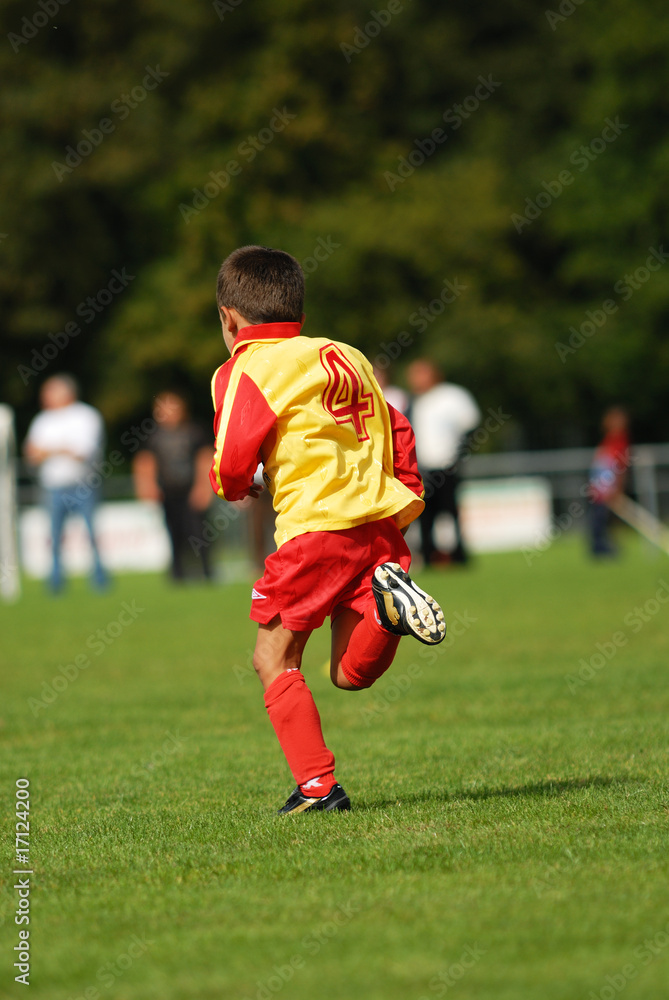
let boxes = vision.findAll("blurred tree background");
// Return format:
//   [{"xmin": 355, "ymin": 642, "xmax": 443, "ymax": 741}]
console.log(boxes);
[{"xmin": 2, "ymin": 0, "xmax": 669, "ymax": 449}]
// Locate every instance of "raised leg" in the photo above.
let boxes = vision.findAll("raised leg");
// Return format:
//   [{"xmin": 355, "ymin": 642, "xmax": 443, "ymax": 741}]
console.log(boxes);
[{"xmin": 330, "ymin": 603, "xmax": 401, "ymax": 690}]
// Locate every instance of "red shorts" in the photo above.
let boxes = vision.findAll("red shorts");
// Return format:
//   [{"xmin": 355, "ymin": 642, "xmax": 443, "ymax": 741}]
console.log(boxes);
[{"xmin": 250, "ymin": 517, "xmax": 411, "ymax": 631}]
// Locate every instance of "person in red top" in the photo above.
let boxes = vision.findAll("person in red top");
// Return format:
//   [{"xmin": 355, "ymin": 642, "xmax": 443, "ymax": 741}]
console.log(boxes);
[
  {"xmin": 209, "ymin": 246, "xmax": 446, "ymax": 814},
  {"xmin": 587, "ymin": 406, "xmax": 631, "ymax": 556}
]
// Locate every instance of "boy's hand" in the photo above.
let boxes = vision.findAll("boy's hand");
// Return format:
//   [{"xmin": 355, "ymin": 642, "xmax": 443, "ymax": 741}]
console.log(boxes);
[{"xmin": 248, "ymin": 484, "xmax": 264, "ymax": 498}]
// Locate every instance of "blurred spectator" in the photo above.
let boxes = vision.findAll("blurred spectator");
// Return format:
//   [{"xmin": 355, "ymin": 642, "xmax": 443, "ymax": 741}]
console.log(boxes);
[
  {"xmin": 24, "ymin": 374, "xmax": 108, "ymax": 593},
  {"xmin": 587, "ymin": 406, "xmax": 631, "ymax": 557},
  {"xmin": 373, "ymin": 364, "xmax": 409, "ymax": 415},
  {"xmin": 133, "ymin": 391, "xmax": 214, "ymax": 581},
  {"xmin": 407, "ymin": 359, "xmax": 481, "ymax": 566}
]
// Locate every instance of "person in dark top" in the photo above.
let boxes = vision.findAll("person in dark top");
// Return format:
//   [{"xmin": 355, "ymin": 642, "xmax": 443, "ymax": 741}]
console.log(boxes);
[{"xmin": 133, "ymin": 391, "xmax": 214, "ymax": 580}]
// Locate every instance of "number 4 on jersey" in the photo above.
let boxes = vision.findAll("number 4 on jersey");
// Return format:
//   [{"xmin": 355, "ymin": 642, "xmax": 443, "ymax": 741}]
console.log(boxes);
[{"xmin": 320, "ymin": 344, "xmax": 375, "ymax": 442}]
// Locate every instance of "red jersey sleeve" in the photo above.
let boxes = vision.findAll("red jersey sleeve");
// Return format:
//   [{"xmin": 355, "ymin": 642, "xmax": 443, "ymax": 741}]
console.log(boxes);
[
  {"xmin": 388, "ymin": 403, "xmax": 424, "ymax": 499},
  {"xmin": 209, "ymin": 361, "xmax": 276, "ymax": 501}
]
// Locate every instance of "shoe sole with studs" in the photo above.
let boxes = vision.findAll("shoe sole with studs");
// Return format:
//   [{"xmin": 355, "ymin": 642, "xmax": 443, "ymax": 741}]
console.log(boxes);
[{"xmin": 372, "ymin": 562, "xmax": 446, "ymax": 645}]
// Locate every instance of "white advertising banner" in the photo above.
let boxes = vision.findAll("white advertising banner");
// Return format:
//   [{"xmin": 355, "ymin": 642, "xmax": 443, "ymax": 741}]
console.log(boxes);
[{"xmin": 20, "ymin": 501, "xmax": 171, "ymax": 578}]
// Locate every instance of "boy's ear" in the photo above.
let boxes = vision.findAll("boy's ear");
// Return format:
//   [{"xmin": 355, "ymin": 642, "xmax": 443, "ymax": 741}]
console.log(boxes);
[{"xmin": 220, "ymin": 306, "xmax": 247, "ymax": 338}]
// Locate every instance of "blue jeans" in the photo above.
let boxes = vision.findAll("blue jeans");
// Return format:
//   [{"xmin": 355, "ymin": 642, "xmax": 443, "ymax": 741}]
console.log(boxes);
[
  {"xmin": 45, "ymin": 486, "xmax": 108, "ymax": 591},
  {"xmin": 589, "ymin": 501, "xmax": 615, "ymax": 556}
]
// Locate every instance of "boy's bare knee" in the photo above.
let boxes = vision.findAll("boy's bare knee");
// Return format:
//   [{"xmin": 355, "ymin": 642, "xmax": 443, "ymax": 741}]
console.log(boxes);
[
  {"xmin": 252, "ymin": 618, "xmax": 311, "ymax": 691},
  {"xmin": 252, "ymin": 649, "xmax": 266, "ymax": 678},
  {"xmin": 252, "ymin": 649, "xmax": 282, "ymax": 689},
  {"xmin": 330, "ymin": 663, "xmax": 360, "ymax": 691}
]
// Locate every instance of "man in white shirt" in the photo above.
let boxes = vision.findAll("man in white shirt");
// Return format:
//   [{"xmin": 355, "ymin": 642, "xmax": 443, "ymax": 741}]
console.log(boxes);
[
  {"xmin": 407, "ymin": 359, "xmax": 481, "ymax": 565},
  {"xmin": 372, "ymin": 364, "xmax": 409, "ymax": 416},
  {"xmin": 25, "ymin": 374, "xmax": 108, "ymax": 592}
]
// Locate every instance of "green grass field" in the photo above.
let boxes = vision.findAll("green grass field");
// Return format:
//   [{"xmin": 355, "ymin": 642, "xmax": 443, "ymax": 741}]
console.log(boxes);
[{"xmin": 2, "ymin": 534, "xmax": 669, "ymax": 1000}]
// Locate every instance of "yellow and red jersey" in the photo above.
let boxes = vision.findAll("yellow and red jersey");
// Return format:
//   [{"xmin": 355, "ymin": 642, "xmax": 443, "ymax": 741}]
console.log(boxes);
[{"xmin": 209, "ymin": 322, "xmax": 424, "ymax": 548}]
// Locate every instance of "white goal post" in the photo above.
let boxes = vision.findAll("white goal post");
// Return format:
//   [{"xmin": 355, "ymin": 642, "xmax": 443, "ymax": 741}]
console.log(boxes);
[
  {"xmin": 608, "ymin": 493, "xmax": 669, "ymax": 556},
  {"xmin": 0, "ymin": 404, "xmax": 21, "ymax": 602}
]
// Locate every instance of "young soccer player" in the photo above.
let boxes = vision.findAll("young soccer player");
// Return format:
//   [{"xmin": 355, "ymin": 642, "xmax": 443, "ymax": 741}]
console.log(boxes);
[{"xmin": 209, "ymin": 246, "xmax": 446, "ymax": 814}]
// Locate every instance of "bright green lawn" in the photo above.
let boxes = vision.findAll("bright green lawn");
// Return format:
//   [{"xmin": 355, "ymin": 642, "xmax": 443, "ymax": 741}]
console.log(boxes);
[{"xmin": 1, "ymin": 535, "xmax": 669, "ymax": 999}]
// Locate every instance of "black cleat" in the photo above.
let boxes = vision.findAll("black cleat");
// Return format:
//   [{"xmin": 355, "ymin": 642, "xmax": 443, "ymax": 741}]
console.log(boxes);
[
  {"xmin": 278, "ymin": 783, "xmax": 351, "ymax": 815},
  {"xmin": 372, "ymin": 562, "xmax": 446, "ymax": 645}
]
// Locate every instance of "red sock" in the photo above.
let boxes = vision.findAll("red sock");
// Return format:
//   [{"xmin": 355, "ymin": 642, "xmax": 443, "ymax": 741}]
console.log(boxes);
[
  {"xmin": 339, "ymin": 602, "xmax": 400, "ymax": 689},
  {"xmin": 300, "ymin": 774, "xmax": 337, "ymax": 796},
  {"xmin": 264, "ymin": 670, "xmax": 335, "ymax": 788}
]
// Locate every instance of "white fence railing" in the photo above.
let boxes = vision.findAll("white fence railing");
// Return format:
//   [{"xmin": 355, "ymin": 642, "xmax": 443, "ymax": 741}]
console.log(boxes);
[
  {"xmin": 463, "ymin": 444, "xmax": 669, "ymax": 521},
  {"xmin": 17, "ymin": 443, "xmax": 669, "ymax": 520}
]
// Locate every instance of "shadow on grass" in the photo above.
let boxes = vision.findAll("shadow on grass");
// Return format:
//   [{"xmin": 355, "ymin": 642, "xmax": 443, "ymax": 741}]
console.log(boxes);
[{"xmin": 357, "ymin": 774, "xmax": 641, "ymax": 812}]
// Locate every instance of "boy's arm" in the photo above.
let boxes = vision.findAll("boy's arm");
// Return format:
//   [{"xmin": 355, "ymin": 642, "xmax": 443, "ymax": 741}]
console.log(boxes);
[
  {"xmin": 388, "ymin": 403, "xmax": 424, "ymax": 499},
  {"xmin": 209, "ymin": 361, "xmax": 276, "ymax": 501}
]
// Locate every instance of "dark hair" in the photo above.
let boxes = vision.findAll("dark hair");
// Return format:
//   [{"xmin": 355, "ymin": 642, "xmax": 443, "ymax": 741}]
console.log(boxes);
[{"xmin": 216, "ymin": 245, "xmax": 304, "ymax": 324}]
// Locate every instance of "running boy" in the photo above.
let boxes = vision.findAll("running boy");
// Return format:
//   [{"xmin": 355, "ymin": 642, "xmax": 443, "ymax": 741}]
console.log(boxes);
[{"xmin": 209, "ymin": 246, "xmax": 446, "ymax": 814}]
